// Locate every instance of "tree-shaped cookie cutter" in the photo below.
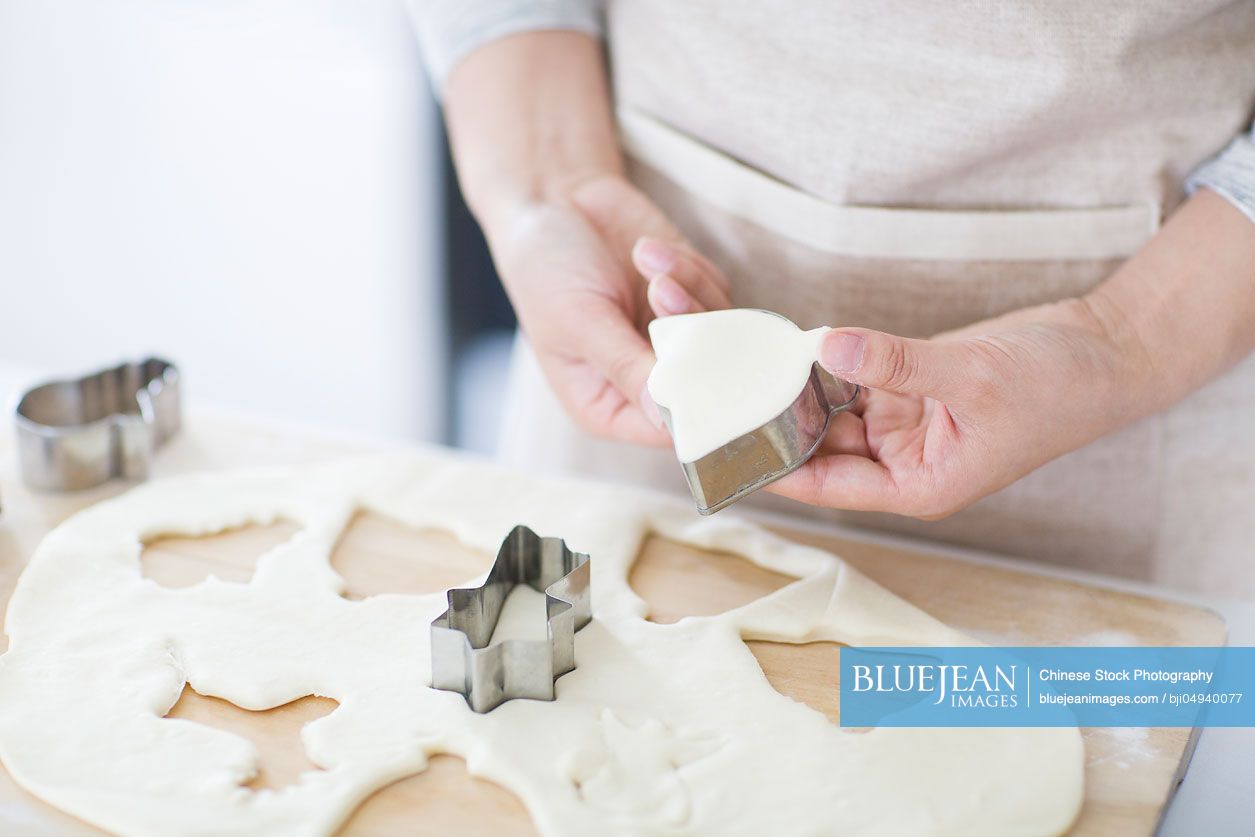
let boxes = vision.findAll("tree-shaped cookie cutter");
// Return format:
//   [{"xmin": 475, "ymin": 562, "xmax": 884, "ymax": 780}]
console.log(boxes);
[{"xmin": 430, "ymin": 525, "xmax": 591, "ymax": 713}]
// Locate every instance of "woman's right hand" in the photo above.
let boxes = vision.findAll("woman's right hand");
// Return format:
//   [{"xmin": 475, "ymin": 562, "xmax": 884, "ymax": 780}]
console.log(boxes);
[
  {"xmin": 442, "ymin": 31, "xmax": 729, "ymax": 445},
  {"xmin": 488, "ymin": 173, "xmax": 731, "ymax": 446}
]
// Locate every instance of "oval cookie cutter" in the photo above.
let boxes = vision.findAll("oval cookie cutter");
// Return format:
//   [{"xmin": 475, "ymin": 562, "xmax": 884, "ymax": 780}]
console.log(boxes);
[
  {"xmin": 658, "ymin": 341, "xmax": 860, "ymax": 515},
  {"xmin": 14, "ymin": 357, "xmax": 181, "ymax": 491},
  {"xmin": 430, "ymin": 525, "xmax": 591, "ymax": 713}
]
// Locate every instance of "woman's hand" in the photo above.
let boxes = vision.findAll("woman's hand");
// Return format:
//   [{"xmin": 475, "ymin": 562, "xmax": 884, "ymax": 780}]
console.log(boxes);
[
  {"xmin": 644, "ymin": 275, "xmax": 1146, "ymax": 518},
  {"xmin": 641, "ymin": 189, "xmax": 1254, "ymax": 519},
  {"xmin": 490, "ymin": 175, "xmax": 730, "ymax": 445},
  {"xmin": 763, "ymin": 189, "xmax": 1255, "ymax": 518},
  {"xmin": 761, "ymin": 299, "xmax": 1144, "ymax": 517},
  {"xmin": 443, "ymin": 32, "xmax": 729, "ymax": 446}
]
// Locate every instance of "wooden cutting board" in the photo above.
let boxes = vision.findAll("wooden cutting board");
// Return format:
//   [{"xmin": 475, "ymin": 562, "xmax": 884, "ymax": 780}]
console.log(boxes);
[
  {"xmin": 0, "ymin": 510, "xmax": 1225, "ymax": 836},
  {"xmin": 0, "ymin": 415, "xmax": 1227, "ymax": 836}
]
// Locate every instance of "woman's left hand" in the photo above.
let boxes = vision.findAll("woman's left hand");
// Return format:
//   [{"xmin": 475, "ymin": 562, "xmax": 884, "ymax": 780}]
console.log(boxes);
[
  {"xmin": 762, "ymin": 298, "xmax": 1153, "ymax": 517},
  {"xmin": 640, "ymin": 190, "xmax": 1254, "ymax": 519},
  {"xmin": 640, "ymin": 265, "xmax": 1150, "ymax": 518}
]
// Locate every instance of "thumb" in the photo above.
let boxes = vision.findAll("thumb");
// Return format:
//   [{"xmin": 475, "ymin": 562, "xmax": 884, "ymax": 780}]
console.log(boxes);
[{"xmin": 817, "ymin": 328, "xmax": 971, "ymax": 397}]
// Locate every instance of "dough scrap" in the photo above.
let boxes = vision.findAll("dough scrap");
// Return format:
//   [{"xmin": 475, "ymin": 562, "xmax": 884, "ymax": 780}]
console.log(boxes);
[{"xmin": 0, "ymin": 453, "xmax": 1083, "ymax": 835}]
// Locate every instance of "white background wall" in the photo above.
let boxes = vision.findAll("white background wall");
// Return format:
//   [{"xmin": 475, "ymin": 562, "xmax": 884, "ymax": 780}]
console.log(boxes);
[{"xmin": 0, "ymin": 0, "xmax": 446, "ymax": 440}]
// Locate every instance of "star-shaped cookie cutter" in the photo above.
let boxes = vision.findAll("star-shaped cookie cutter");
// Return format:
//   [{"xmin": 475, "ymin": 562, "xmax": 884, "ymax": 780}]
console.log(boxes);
[{"xmin": 430, "ymin": 525, "xmax": 591, "ymax": 713}]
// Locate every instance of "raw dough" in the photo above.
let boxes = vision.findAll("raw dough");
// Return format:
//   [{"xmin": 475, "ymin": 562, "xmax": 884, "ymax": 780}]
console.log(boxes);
[
  {"xmin": 648, "ymin": 309, "xmax": 830, "ymax": 462},
  {"xmin": 0, "ymin": 453, "xmax": 1083, "ymax": 835}
]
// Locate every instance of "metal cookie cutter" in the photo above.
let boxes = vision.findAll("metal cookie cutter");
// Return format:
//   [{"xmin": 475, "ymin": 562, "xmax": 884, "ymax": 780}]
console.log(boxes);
[
  {"xmin": 14, "ymin": 357, "xmax": 181, "ymax": 491},
  {"xmin": 660, "ymin": 347, "xmax": 860, "ymax": 516},
  {"xmin": 431, "ymin": 525, "xmax": 591, "ymax": 713}
]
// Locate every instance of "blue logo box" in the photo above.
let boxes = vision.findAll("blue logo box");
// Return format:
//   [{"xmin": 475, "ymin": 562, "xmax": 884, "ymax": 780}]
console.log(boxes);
[{"xmin": 839, "ymin": 646, "xmax": 1255, "ymax": 727}]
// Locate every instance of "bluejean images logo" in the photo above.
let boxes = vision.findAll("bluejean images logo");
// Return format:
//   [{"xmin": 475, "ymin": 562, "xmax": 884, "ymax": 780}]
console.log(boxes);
[
  {"xmin": 851, "ymin": 657, "xmax": 1019, "ymax": 709},
  {"xmin": 839, "ymin": 646, "xmax": 1254, "ymax": 728}
]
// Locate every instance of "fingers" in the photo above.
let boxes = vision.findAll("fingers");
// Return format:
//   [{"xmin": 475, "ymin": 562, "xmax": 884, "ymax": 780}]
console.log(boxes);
[
  {"xmin": 633, "ymin": 237, "xmax": 730, "ymax": 295},
  {"xmin": 764, "ymin": 454, "xmax": 900, "ymax": 512},
  {"xmin": 567, "ymin": 179, "xmax": 730, "ymax": 312},
  {"xmin": 639, "ymin": 386, "xmax": 665, "ymax": 430},
  {"xmin": 602, "ymin": 394, "xmax": 670, "ymax": 446},
  {"xmin": 633, "ymin": 237, "xmax": 731, "ymax": 316},
  {"xmin": 540, "ymin": 348, "xmax": 669, "ymax": 447},
  {"xmin": 817, "ymin": 327, "xmax": 976, "ymax": 399},
  {"xmin": 580, "ymin": 301, "xmax": 663, "ymax": 427},
  {"xmin": 818, "ymin": 411, "xmax": 871, "ymax": 458},
  {"xmin": 765, "ymin": 412, "xmax": 888, "ymax": 510},
  {"xmin": 647, "ymin": 274, "xmax": 701, "ymax": 316}
]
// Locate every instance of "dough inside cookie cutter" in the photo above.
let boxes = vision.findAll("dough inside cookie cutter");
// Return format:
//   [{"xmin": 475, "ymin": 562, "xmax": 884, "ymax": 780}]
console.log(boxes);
[
  {"xmin": 666, "ymin": 362, "xmax": 860, "ymax": 514},
  {"xmin": 649, "ymin": 310, "xmax": 860, "ymax": 515},
  {"xmin": 430, "ymin": 525, "xmax": 591, "ymax": 713}
]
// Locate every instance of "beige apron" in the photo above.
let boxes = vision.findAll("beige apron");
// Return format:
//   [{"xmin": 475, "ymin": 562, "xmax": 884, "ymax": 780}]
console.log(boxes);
[{"xmin": 500, "ymin": 1, "xmax": 1255, "ymax": 597}]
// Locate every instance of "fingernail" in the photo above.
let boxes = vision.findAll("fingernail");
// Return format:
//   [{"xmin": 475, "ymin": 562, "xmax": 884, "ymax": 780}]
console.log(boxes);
[
  {"xmin": 640, "ymin": 385, "xmax": 664, "ymax": 429},
  {"xmin": 633, "ymin": 237, "xmax": 677, "ymax": 277},
  {"xmin": 651, "ymin": 274, "xmax": 693, "ymax": 315},
  {"xmin": 820, "ymin": 331, "xmax": 865, "ymax": 375}
]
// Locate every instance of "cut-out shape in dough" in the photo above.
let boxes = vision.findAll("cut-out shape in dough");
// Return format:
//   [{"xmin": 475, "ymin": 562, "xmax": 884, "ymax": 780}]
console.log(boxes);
[
  {"xmin": 746, "ymin": 640, "xmax": 845, "ymax": 727},
  {"xmin": 0, "ymin": 456, "xmax": 1085, "ymax": 836},
  {"xmin": 648, "ymin": 309, "xmax": 830, "ymax": 462},
  {"xmin": 165, "ymin": 686, "xmax": 337, "ymax": 790},
  {"xmin": 331, "ymin": 512, "xmax": 491, "ymax": 599},
  {"xmin": 345, "ymin": 754, "xmax": 537, "ymax": 835},
  {"xmin": 629, "ymin": 535, "xmax": 795, "ymax": 623},
  {"xmin": 142, "ymin": 521, "xmax": 302, "ymax": 588}
]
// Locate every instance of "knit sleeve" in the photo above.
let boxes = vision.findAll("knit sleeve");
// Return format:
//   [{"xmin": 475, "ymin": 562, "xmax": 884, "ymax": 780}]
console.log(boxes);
[
  {"xmin": 405, "ymin": 0, "xmax": 603, "ymax": 95},
  {"xmin": 1186, "ymin": 126, "xmax": 1255, "ymax": 225}
]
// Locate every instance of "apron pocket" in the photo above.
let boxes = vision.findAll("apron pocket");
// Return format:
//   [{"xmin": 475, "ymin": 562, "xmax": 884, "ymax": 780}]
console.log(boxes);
[{"xmin": 618, "ymin": 107, "xmax": 1159, "ymax": 263}]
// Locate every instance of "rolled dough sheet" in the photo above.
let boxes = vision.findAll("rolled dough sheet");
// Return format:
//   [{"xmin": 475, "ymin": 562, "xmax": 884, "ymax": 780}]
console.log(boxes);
[
  {"xmin": 648, "ymin": 309, "xmax": 830, "ymax": 462},
  {"xmin": 0, "ymin": 453, "xmax": 1083, "ymax": 835}
]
